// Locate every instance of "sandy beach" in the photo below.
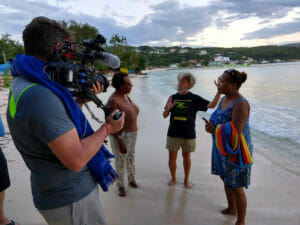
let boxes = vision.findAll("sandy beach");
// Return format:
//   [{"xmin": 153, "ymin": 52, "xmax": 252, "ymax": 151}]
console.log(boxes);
[{"xmin": 1, "ymin": 77, "xmax": 300, "ymax": 225}]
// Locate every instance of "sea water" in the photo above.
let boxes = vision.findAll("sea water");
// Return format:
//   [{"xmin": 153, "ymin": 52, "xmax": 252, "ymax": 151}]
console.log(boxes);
[{"xmin": 140, "ymin": 62, "xmax": 300, "ymax": 172}]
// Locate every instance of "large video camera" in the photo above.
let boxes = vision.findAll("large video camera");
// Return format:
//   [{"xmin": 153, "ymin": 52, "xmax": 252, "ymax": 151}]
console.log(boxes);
[{"xmin": 45, "ymin": 34, "xmax": 120, "ymax": 113}]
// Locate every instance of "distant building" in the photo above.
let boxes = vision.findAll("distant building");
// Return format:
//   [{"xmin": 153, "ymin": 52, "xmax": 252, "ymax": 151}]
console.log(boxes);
[
  {"xmin": 150, "ymin": 49, "xmax": 163, "ymax": 54},
  {"xmin": 246, "ymin": 58, "xmax": 255, "ymax": 63},
  {"xmin": 179, "ymin": 49, "xmax": 189, "ymax": 54},
  {"xmin": 214, "ymin": 55, "xmax": 230, "ymax": 62},
  {"xmin": 209, "ymin": 61, "xmax": 223, "ymax": 67},
  {"xmin": 261, "ymin": 60, "xmax": 269, "ymax": 64},
  {"xmin": 169, "ymin": 63, "xmax": 178, "ymax": 69},
  {"xmin": 169, "ymin": 48, "xmax": 176, "ymax": 53},
  {"xmin": 188, "ymin": 59, "xmax": 197, "ymax": 64},
  {"xmin": 199, "ymin": 50, "xmax": 207, "ymax": 55}
]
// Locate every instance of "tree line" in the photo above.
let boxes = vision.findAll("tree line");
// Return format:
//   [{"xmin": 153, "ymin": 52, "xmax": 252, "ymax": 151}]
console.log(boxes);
[
  {"xmin": 137, "ymin": 45, "xmax": 300, "ymax": 67},
  {"xmin": 0, "ymin": 20, "xmax": 146, "ymax": 73},
  {"xmin": 1, "ymin": 20, "xmax": 300, "ymax": 70}
]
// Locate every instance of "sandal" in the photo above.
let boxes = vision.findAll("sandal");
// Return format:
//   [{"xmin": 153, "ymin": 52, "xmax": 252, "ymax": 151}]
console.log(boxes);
[
  {"xmin": 129, "ymin": 181, "xmax": 138, "ymax": 188},
  {"xmin": 118, "ymin": 187, "xmax": 126, "ymax": 197},
  {"xmin": 6, "ymin": 220, "xmax": 19, "ymax": 225}
]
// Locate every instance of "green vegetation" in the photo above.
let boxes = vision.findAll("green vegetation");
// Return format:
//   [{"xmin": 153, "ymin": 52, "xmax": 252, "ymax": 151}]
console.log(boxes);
[
  {"xmin": 106, "ymin": 34, "xmax": 146, "ymax": 73},
  {"xmin": 136, "ymin": 45, "xmax": 300, "ymax": 67},
  {"xmin": 61, "ymin": 20, "xmax": 99, "ymax": 43},
  {"xmin": 61, "ymin": 21, "xmax": 146, "ymax": 73},
  {"xmin": 1, "ymin": 75, "xmax": 13, "ymax": 87},
  {"xmin": 0, "ymin": 34, "xmax": 24, "ymax": 64},
  {"xmin": 0, "ymin": 21, "xmax": 146, "ymax": 74},
  {"xmin": 1, "ymin": 20, "xmax": 300, "ymax": 72}
]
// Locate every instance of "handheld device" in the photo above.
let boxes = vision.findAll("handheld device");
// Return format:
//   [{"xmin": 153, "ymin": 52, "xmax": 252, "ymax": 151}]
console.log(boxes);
[
  {"xmin": 202, "ymin": 117, "xmax": 208, "ymax": 123},
  {"xmin": 113, "ymin": 111, "xmax": 122, "ymax": 120}
]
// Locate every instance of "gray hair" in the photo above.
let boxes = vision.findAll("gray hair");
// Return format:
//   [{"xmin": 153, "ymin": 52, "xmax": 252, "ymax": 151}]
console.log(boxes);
[{"xmin": 177, "ymin": 72, "xmax": 196, "ymax": 88}]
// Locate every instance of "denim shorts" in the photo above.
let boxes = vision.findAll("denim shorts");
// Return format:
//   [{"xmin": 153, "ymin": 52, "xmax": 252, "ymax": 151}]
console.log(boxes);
[{"xmin": 166, "ymin": 136, "xmax": 196, "ymax": 152}]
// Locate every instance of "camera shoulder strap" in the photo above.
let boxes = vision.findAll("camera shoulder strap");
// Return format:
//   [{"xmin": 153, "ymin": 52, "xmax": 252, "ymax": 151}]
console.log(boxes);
[{"xmin": 84, "ymin": 103, "xmax": 104, "ymax": 125}]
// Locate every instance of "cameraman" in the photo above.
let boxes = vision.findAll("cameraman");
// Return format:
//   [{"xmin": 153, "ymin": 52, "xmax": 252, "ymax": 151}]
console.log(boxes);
[{"xmin": 6, "ymin": 17, "xmax": 124, "ymax": 225}]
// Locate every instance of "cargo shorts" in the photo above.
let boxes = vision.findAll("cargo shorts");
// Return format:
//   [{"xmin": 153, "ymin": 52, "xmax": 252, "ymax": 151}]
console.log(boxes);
[{"xmin": 166, "ymin": 136, "xmax": 196, "ymax": 152}]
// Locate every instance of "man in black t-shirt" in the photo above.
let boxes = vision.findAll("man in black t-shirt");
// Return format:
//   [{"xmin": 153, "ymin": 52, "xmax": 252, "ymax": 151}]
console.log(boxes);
[{"xmin": 163, "ymin": 72, "xmax": 220, "ymax": 189}]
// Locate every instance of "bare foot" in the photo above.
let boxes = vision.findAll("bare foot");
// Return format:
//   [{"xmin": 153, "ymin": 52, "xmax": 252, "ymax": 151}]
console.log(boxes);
[
  {"xmin": 235, "ymin": 222, "xmax": 245, "ymax": 225},
  {"xmin": 0, "ymin": 220, "xmax": 21, "ymax": 225},
  {"xmin": 184, "ymin": 182, "xmax": 192, "ymax": 189},
  {"xmin": 220, "ymin": 207, "xmax": 237, "ymax": 215},
  {"xmin": 0, "ymin": 219, "xmax": 10, "ymax": 225},
  {"xmin": 168, "ymin": 179, "xmax": 176, "ymax": 186}
]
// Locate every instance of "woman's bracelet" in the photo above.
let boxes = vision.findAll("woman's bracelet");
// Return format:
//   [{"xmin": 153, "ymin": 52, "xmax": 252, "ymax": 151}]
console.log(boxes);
[{"xmin": 102, "ymin": 124, "xmax": 110, "ymax": 136}]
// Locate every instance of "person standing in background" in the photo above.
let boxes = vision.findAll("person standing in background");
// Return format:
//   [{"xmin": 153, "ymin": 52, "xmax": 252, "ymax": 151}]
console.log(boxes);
[
  {"xmin": 0, "ymin": 76, "xmax": 20, "ymax": 225},
  {"xmin": 205, "ymin": 69, "xmax": 253, "ymax": 225},
  {"xmin": 163, "ymin": 72, "xmax": 220, "ymax": 189},
  {"xmin": 106, "ymin": 72, "xmax": 139, "ymax": 197}
]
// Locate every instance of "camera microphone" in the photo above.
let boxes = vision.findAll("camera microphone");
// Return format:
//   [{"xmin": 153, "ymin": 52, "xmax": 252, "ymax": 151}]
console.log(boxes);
[{"xmin": 100, "ymin": 52, "xmax": 120, "ymax": 69}]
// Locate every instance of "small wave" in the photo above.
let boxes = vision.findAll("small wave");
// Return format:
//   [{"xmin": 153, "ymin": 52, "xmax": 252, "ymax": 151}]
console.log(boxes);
[{"xmin": 250, "ymin": 103, "xmax": 300, "ymax": 144}]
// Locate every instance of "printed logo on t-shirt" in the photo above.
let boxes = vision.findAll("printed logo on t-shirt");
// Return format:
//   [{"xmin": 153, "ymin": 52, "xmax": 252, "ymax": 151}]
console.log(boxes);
[
  {"xmin": 174, "ymin": 116, "xmax": 187, "ymax": 121},
  {"xmin": 173, "ymin": 99, "xmax": 191, "ymax": 118},
  {"xmin": 174, "ymin": 99, "xmax": 191, "ymax": 109}
]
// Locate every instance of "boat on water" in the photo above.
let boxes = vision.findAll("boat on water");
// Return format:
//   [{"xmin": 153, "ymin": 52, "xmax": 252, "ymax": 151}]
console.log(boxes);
[{"xmin": 168, "ymin": 63, "xmax": 179, "ymax": 70}]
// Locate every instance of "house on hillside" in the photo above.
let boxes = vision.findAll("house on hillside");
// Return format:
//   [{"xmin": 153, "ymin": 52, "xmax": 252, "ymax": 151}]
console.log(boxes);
[
  {"xmin": 188, "ymin": 59, "xmax": 197, "ymax": 64},
  {"xmin": 199, "ymin": 50, "xmax": 207, "ymax": 55},
  {"xmin": 169, "ymin": 48, "xmax": 176, "ymax": 53},
  {"xmin": 261, "ymin": 60, "xmax": 270, "ymax": 64},
  {"xmin": 214, "ymin": 55, "xmax": 230, "ymax": 62},
  {"xmin": 179, "ymin": 49, "xmax": 189, "ymax": 54}
]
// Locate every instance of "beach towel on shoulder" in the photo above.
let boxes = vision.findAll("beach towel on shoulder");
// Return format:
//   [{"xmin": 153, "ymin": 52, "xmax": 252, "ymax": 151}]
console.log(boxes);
[{"xmin": 215, "ymin": 121, "xmax": 253, "ymax": 171}]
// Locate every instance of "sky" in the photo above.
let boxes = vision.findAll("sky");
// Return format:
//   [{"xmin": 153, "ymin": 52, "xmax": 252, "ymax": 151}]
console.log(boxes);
[{"xmin": 1, "ymin": 0, "xmax": 300, "ymax": 48}]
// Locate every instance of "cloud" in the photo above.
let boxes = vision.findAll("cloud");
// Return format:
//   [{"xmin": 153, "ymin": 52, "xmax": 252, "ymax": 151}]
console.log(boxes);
[
  {"xmin": 0, "ymin": 0, "xmax": 300, "ymax": 46},
  {"xmin": 0, "ymin": 0, "xmax": 73, "ymax": 36},
  {"xmin": 117, "ymin": 0, "xmax": 300, "ymax": 45},
  {"xmin": 212, "ymin": 0, "xmax": 300, "ymax": 19},
  {"xmin": 0, "ymin": 0, "xmax": 123, "ymax": 41},
  {"xmin": 242, "ymin": 18, "xmax": 300, "ymax": 39},
  {"xmin": 121, "ymin": 1, "xmax": 215, "ymax": 45}
]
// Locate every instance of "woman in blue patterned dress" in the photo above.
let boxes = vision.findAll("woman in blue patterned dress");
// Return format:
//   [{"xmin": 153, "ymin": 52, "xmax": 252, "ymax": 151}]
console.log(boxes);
[{"xmin": 205, "ymin": 69, "xmax": 253, "ymax": 225}]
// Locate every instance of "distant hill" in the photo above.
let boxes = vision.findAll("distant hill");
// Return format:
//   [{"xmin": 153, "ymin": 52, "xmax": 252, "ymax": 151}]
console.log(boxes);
[
  {"xmin": 138, "ymin": 44, "xmax": 300, "ymax": 67},
  {"xmin": 282, "ymin": 42, "xmax": 300, "ymax": 47}
]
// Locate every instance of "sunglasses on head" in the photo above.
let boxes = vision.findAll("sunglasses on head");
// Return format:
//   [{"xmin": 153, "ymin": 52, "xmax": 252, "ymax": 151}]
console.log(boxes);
[{"xmin": 225, "ymin": 68, "xmax": 235, "ymax": 75}]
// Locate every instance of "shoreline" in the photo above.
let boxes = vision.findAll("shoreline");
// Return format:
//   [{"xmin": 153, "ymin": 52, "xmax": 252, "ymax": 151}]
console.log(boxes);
[
  {"xmin": 1, "ymin": 83, "xmax": 300, "ymax": 225},
  {"xmin": 144, "ymin": 61, "xmax": 300, "ymax": 72}
]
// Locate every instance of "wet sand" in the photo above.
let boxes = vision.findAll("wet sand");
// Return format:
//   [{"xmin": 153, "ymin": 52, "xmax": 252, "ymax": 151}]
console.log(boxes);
[{"xmin": 1, "ymin": 78, "xmax": 300, "ymax": 225}]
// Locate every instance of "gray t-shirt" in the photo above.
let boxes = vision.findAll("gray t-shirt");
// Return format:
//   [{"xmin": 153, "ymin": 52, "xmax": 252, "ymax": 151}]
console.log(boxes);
[{"xmin": 7, "ymin": 77, "xmax": 96, "ymax": 210}]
